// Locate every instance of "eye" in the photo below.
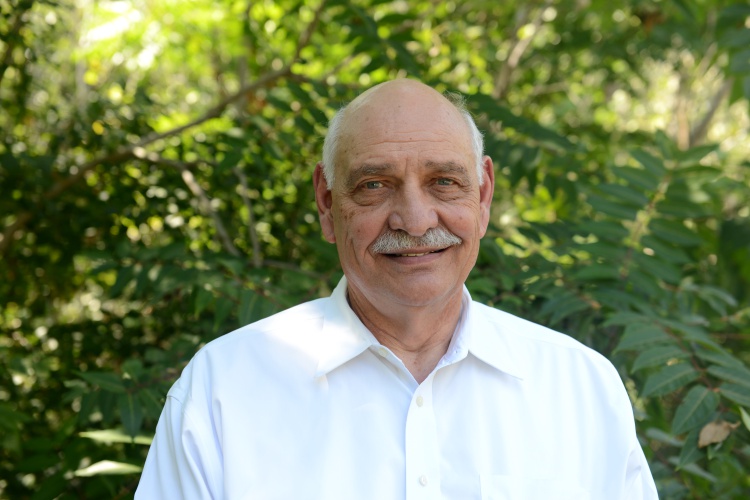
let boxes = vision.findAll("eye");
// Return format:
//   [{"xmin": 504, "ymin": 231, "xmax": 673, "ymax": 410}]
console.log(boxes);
[
  {"xmin": 436, "ymin": 178, "xmax": 455, "ymax": 186},
  {"xmin": 364, "ymin": 180, "xmax": 383, "ymax": 189}
]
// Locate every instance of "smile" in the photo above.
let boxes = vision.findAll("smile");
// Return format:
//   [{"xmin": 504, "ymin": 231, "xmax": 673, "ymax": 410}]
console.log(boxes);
[{"xmin": 387, "ymin": 248, "xmax": 448, "ymax": 257}]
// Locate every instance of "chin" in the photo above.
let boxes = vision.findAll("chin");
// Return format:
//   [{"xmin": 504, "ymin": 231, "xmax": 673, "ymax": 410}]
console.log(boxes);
[{"xmin": 380, "ymin": 281, "xmax": 459, "ymax": 308}]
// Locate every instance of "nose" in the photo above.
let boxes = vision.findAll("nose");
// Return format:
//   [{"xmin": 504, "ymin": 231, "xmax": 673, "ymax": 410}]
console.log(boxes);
[{"xmin": 386, "ymin": 184, "xmax": 438, "ymax": 237}]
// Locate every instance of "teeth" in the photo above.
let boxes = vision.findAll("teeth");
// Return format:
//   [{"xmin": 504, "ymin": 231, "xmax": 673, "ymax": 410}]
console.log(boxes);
[{"xmin": 396, "ymin": 250, "xmax": 441, "ymax": 257}]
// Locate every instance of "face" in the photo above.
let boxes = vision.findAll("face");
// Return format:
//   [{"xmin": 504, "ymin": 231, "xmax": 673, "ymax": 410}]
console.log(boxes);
[{"xmin": 314, "ymin": 81, "xmax": 494, "ymax": 312}]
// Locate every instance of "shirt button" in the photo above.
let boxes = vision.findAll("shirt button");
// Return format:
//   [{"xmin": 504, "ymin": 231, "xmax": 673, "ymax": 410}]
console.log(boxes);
[
  {"xmin": 419, "ymin": 475, "xmax": 428, "ymax": 486},
  {"xmin": 416, "ymin": 395, "xmax": 424, "ymax": 407},
  {"xmin": 377, "ymin": 347, "xmax": 388, "ymax": 357}
]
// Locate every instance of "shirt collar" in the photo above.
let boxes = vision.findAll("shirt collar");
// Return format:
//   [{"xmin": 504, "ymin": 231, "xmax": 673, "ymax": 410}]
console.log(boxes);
[
  {"xmin": 315, "ymin": 276, "xmax": 377, "ymax": 377},
  {"xmin": 315, "ymin": 276, "xmax": 527, "ymax": 381},
  {"xmin": 465, "ymin": 294, "xmax": 528, "ymax": 380}
]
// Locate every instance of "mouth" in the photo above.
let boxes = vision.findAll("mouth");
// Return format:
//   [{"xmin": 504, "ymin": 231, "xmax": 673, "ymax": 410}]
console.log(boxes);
[{"xmin": 385, "ymin": 248, "xmax": 449, "ymax": 257}]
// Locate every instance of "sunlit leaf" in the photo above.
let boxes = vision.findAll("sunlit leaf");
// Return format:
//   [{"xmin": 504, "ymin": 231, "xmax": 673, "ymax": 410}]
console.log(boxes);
[
  {"xmin": 79, "ymin": 429, "xmax": 152, "ymax": 445},
  {"xmin": 74, "ymin": 460, "xmax": 142, "ymax": 477}
]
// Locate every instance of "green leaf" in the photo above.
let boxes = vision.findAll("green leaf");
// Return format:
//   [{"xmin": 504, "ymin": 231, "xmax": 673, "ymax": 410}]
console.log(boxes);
[
  {"xmin": 77, "ymin": 371, "xmax": 126, "ymax": 393},
  {"xmin": 642, "ymin": 363, "xmax": 698, "ymax": 398},
  {"xmin": 572, "ymin": 264, "xmax": 620, "ymax": 281},
  {"xmin": 586, "ymin": 194, "xmax": 639, "ymax": 220},
  {"xmin": 676, "ymin": 143, "xmax": 719, "ymax": 165},
  {"xmin": 121, "ymin": 359, "xmax": 144, "ymax": 382},
  {"xmin": 138, "ymin": 388, "xmax": 166, "ymax": 420},
  {"xmin": 613, "ymin": 166, "xmax": 659, "ymax": 191},
  {"xmin": 729, "ymin": 48, "xmax": 750, "ymax": 74},
  {"xmin": 632, "ymin": 345, "xmax": 689, "ymax": 372},
  {"xmin": 694, "ymin": 345, "xmax": 745, "ymax": 368},
  {"xmin": 659, "ymin": 320, "xmax": 721, "ymax": 349},
  {"xmin": 109, "ymin": 266, "xmax": 134, "ymax": 298},
  {"xmin": 0, "ymin": 402, "xmax": 31, "ymax": 430},
  {"xmin": 707, "ymin": 365, "xmax": 750, "ymax": 389},
  {"xmin": 118, "ymin": 393, "xmax": 144, "ymax": 439},
  {"xmin": 670, "ymin": 0, "xmax": 695, "ymax": 20},
  {"xmin": 595, "ymin": 183, "xmax": 650, "ymax": 207},
  {"xmin": 740, "ymin": 407, "xmax": 750, "ymax": 432},
  {"xmin": 239, "ymin": 288, "xmax": 259, "ymax": 326},
  {"xmin": 539, "ymin": 292, "xmax": 590, "ymax": 325},
  {"xmin": 468, "ymin": 94, "xmax": 574, "ymax": 151},
  {"xmin": 603, "ymin": 311, "xmax": 655, "ymax": 327},
  {"xmin": 74, "ymin": 460, "xmax": 142, "ymax": 477},
  {"xmin": 194, "ymin": 286, "xmax": 214, "ymax": 316},
  {"xmin": 576, "ymin": 220, "xmax": 628, "ymax": 241},
  {"xmin": 645, "ymin": 428, "xmax": 683, "ymax": 447},
  {"xmin": 649, "ymin": 218, "xmax": 703, "ymax": 247},
  {"xmin": 213, "ymin": 297, "xmax": 233, "ymax": 332},
  {"xmin": 640, "ymin": 235, "xmax": 690, "ymax": 264},
  {"xmin": 720, "ymin": 384, "xmax": 750, "ymax": 407},
  {"xmin": 627, "ymin": 269, "xmax": 666, "ymax": 298},
  {"xmin": 614, "ymin": 323, "xmax": 672, "ymax": 353},
  {"xmin": 677, "ymin": 429, "xmax": 702, "ymax": 468},
  {"xmin": 577, "ymin": 241, "xmax": 628, "ymax": 260},
  {"xmin": 632, "ymin": 253, "xmax": 683, "ymax": 284},
  {"xmin": 672, "ymin": 386, "xmax": 720, "ymax": 435},
  {"xmin": 631, "ymin": 149, "xmax": 666, "ymax": 177}
]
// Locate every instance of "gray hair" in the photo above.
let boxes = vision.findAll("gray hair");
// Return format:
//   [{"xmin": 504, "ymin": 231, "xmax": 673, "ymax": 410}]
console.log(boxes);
[{"xmin": 321, "ymin": 91, "xmax": 485, "ymax": 187}]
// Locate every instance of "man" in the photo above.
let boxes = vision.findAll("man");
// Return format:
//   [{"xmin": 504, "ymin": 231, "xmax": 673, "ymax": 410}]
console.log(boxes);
[{"xmin": 136, "ymin": 79, "xmax": 658, "ymax": 499}]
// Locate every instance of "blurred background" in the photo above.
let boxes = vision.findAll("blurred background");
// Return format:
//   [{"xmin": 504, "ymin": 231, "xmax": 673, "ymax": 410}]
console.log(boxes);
[{"xmin": 1, "ymin": 0, "xmax": 750, "ymax": 497}]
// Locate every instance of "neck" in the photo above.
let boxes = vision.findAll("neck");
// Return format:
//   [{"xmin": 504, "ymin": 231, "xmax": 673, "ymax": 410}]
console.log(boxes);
[{"xmin": 347, "ymin": 287, "xmax": 463, "ymax": 384}]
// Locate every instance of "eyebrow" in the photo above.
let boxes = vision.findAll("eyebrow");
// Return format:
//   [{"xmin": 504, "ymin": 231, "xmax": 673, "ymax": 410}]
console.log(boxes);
[
  {"xmin": 344, "ymin": 160, "xmax": 472, "ymax": 189},
  {"xmin": 345, "ymin": 163, "xmax": 395, "ymax": 190},
  {"xmin": 424, "ymin": 160, "xmax": 470, "ymax": 176}
]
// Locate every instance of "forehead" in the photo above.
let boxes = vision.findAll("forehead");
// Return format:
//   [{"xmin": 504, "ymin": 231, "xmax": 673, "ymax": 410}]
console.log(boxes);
[{"xmin": 336, "ymin": 92, "xmax": 474, "ymax": 175}]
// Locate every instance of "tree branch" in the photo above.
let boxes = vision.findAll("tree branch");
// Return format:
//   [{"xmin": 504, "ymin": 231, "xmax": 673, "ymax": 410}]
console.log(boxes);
[
  {"xmin": 0, "ymin": 1, "xmax": 327, "ymax": 256},
  {"xmin": 234, "ymin": 166, "xmax": 262, "ymax": 267},
  {"xmin": 689, "ymin": 78, "xmax": 733, "ymax": 148},
  {"xmin": 146, "ymin": 155, "xmax": 240, "ymax": 257},
  {"xmin": 492, "ymin": 1, "xmax": 551, "ymax": 100},
  {"xmin": 0, "ymin": 0, "xmax": 34, "ymax": 90}
]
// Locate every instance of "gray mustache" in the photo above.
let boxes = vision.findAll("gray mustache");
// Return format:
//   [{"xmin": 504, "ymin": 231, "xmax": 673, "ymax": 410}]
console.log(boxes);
[{"xmin": 371, "ymin": 227, "xmax": 462, "ymax": 254}]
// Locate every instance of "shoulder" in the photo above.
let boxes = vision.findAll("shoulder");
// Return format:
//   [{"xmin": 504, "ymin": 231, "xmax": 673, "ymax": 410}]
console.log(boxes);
[
  {"xmin": 167, "ymin": 297, "xmax": 328, "ymax": 402},
  {"xmin": 207, "ymin": 297, "xmax": 327, "ymax": 349},
  {"xmin": 470, "ymin": 301, "xmax": 632, "ymax": 412},
  {"xmin": 471, "ymin": 300, "xmax": 617, "ymax": 373}
]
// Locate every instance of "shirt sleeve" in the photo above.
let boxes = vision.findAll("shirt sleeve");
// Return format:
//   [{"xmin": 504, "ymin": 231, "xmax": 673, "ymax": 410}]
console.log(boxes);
[
  {"xmin": 135, "ymin": 373, "xmax": 221, "ymax": 499},
  {"xmin": 621, "ymin": 441, "xmax": 659, "ymax": 500}
]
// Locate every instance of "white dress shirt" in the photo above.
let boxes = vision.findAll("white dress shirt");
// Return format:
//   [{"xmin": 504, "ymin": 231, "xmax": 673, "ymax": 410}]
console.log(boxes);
[{"xmin": 136, "ymin": 277, "xmax": 658, "ymax": 499}]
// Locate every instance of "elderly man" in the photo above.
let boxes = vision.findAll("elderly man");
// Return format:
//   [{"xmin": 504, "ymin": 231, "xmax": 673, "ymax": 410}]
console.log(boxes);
[{"xmin": 136, "ymin": 79, "xmax": 658, "ymax": 499}]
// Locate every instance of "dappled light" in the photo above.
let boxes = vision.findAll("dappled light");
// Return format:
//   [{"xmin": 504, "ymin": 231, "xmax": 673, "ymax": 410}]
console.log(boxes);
[{"xmin": 1, "ymin": 0, "xmax": 750, "ymax": 497}]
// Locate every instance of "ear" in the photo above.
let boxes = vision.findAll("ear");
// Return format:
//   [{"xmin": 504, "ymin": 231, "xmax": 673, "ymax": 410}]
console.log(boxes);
[
  {"xmin": 313, "ymin": 162, "xmax": 336, "ymax": 243},
  {"xmin": 478, "ymin": 156, "xmax": 494, "ymax": 238}
]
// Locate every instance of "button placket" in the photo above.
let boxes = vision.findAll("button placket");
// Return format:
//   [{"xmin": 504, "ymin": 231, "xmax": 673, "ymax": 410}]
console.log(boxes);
[{"xmin": 404, "ymin": 376, "xmax": 440, "ymax": 499}]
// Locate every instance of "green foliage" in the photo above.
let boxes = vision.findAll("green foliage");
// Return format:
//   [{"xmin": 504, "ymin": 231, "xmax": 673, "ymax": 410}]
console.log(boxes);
[{"xmin": 2, "ymin": 0, "xmax": 749, "ymax": 497}]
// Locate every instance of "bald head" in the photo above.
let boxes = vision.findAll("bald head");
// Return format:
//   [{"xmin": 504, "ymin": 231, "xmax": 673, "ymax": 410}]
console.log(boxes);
[{"xmin": 322, "ymin": 80, "xmax": 485, "ymax": 187}]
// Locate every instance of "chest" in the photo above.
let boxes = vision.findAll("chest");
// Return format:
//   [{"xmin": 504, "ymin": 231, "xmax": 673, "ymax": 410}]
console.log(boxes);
[{"xmin": 212, "ymin": 358, "xmax": 619, "ymax": 499}]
